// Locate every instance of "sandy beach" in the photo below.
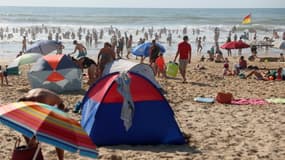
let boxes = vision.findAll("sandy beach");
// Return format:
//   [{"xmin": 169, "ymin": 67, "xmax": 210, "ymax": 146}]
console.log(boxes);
[{"xmin": 0, "ymin": 54, "xmax": 285, "ymax": 159}]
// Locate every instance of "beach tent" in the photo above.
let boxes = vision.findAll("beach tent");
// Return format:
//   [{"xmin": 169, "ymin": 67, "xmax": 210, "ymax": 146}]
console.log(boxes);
[
  {"xmin": 102, "ymin": 59, "xmax": 162, "ymax": 90},
  {"xmin": 81, "ymin": 72, "xmax": 185, "ymax": 146},
  {"xmin": 28, "ymin": 54, "xmax": 82, "ymax": 93}
]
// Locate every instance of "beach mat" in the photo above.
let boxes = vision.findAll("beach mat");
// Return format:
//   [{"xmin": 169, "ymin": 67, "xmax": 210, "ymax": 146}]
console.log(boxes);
[
  {"xmin": 231, "ymin": 98, "xmax": 267, "ymax": 105},
  {"xmin": 266, "ymin": 98, "xmax": 285, "ymax": 104},
  {"xmin": 259, "ymin": 57, "xmax": 280, "ymax": 62},
  {"xmin": 194, "ymin": 97, "xmax": 215, "ymax": 103}
]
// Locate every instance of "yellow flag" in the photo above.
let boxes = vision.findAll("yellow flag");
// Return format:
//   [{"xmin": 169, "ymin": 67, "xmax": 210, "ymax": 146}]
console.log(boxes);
[{"xmin": 242, "ymin": 14, "xmax": 251, "ymax": 24}]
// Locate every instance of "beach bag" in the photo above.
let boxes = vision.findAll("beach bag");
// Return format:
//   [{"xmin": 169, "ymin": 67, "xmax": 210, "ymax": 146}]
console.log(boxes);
[
  {"xmin": 166, "ymin": 61, "xmax": 178, "ymax": 77},
  {"xmin": 216, "ymin": 92, "xmax": 233, "ymax": 104},
  {"xmin": 11, "ymin": 137, "xmax": 44, "ymax": 160}
]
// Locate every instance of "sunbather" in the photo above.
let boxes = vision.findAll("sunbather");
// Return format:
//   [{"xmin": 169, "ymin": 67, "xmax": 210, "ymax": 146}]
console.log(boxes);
[{"xmin": 246, "ymin": 69, "xmax": 269, "ymax": 80}]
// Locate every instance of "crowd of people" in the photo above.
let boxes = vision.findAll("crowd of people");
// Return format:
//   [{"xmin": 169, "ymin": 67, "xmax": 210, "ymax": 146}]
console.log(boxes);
[
  {"xmin": 69, "ymin": 35, "xmax": 192, "ymax": 85},
  {"xmin": 220, "ymin": 54, "xmax": 284, "ymax": 81},
  {"xmin": 8, "ymin": 24, "xmax": 284, "ymax": 88},
  {"xmin": 2, "ymin": 23, "xmax": 284, "ymax": 160}
]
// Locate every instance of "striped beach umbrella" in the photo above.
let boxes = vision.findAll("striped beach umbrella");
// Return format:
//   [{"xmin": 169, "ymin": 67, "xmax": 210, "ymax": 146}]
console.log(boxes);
[
  {"xmin": 0, "ymin": 101, "xmax": 98, "ymax": 158},
  {"xmin": 28, "ymin": 54, "xmax": 82, "ymax": 93}
]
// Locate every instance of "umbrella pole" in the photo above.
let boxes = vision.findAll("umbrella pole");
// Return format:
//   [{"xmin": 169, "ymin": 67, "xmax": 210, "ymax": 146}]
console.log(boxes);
[
  {"xmin": 39, "ymin": 45, "xmax": 44, "ymax": 55},
  {"xmin": 32, "ymin": 143, "xmax": 41, "ymax": 160}
]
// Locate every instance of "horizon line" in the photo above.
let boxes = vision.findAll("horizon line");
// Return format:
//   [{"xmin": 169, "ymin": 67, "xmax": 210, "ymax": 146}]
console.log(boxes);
[{"xmin": 0, "ymin": 5, "xmax": 284, "ymax": 9}]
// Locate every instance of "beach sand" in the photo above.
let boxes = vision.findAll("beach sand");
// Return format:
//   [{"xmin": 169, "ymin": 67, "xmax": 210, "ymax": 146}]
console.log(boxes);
[{"xmin": 0, "ymin": 55, "xmax": 285, "ymax": 160}]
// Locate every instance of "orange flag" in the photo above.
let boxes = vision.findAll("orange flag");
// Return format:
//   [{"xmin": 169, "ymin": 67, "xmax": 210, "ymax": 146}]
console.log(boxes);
[{"xmin": 242, "ymin": 14, "xmax": 251, "ymax": 24}]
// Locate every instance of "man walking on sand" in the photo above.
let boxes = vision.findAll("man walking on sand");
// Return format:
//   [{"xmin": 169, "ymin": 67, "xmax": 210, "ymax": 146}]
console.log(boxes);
[{"xmin": 174, "ymin": 36, "xmax": 192, "ymax": 83}]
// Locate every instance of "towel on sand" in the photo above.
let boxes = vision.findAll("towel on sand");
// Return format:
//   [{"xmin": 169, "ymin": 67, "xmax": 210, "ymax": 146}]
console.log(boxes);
[
  {"xmin": 194, "ymin": 97, "xmax": 215, "ymax": 103},
  {"xmin": 231, "ymin": 98, "xmax": 267, "ymax": 105},
  {"xmin": 266, "ymin": 98, "xmax": 285, "ymax": 104},
  {"xmin": 116, "ymin": 72, "xmax": 135, "ymax": 131}
]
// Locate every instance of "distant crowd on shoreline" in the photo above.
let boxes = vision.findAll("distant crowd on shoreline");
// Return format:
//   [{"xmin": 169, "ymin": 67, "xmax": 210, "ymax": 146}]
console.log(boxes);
[
  {"xmin": 1, "ymin": 24, "xmax": 284, "ymax": 53},
  {"xmin": 3, "ymin": 24, "xmax": 285, "ymax": 87}
]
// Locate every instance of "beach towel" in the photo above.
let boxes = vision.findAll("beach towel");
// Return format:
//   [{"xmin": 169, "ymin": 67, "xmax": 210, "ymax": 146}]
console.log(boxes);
[
  {"xmin": 231, "ymin": 98, "xmax": 267, "ymax": 105},
  {"xmin": 194, "ymin": 97, "xmax": 215, "ymax": 103},
  {"xmin": 116, "ymin": 72, "xmax": 135, "ymax": 131},
  {"xmin": 259, "ymin": 57, "xmax": 280, "ymax": 62},
  {"xmin": 266, "ymin": 98, "xmax": 285, "ymax": 104}
]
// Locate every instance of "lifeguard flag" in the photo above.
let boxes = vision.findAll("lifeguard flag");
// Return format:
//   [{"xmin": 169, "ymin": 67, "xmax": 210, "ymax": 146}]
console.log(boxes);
[{"xmin": 242, "ymin": 14, "xmax": 251, "ymax": 24}]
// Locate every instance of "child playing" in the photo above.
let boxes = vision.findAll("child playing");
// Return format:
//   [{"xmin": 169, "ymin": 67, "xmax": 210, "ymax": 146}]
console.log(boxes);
[
  {"xmin": 223, "ymin": 63, "xmax": 233, "ymax": 76},
  {"xmin": 0, "ymin": 65, "xmax": 9, "ymax": 86},
  {"xmin": 224, "ymin": 57, "xmax": 229, "ymax": 64},
  {"xmin": 155, "ymin": 53, "xmax": 166, "ymax": 78}
]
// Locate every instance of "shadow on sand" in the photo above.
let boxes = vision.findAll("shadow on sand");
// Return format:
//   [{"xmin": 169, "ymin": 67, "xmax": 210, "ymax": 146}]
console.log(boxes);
[
  {"xmin": 190, "ymin": 82, "xmax": 213, "ymax": 87},
  {"xmin": 102, "ymin": 144, "xmax": 201, "ymax": 154},
  {"xmin": 60, "ymin": 88, "xmax": 87, "ymax": 95}
]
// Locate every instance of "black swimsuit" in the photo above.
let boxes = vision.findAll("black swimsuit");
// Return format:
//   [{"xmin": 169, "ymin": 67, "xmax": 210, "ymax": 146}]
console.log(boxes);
[{"xmin": 82, "ymin": 57, "xmax": 96, "ymax": 69}]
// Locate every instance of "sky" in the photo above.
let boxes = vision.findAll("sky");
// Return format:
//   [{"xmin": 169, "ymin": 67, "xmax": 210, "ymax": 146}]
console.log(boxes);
[{"xmin": 0, "ymin": 0, "xmax": 284, "ymax": 8}]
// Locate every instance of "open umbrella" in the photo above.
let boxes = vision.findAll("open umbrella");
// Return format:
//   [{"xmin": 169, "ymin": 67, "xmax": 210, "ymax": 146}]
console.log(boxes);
[
  {"xmin": 0, "ymin": 101, "xmax": 98, "ymax": 158},
  {"xmin": 273, "ymin": 40, "xmax": 285, "ymax": 49},
  {"xmin": 131, "ymin": 42, "xmax": 166, "ymax": 57},
  {"xmin": 7, "ymin": 53, "xmax": 43, "ymax": 75},
  {"xmin": 221, "ymin": 41, "xmax": 250, "ymax": 49},
  {"xmin": 26, "ymin": 40, "xmax": 60, "ymax": 55}
]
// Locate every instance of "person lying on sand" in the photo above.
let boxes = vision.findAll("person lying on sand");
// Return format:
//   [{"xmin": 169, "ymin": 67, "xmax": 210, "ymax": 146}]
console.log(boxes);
[
  {"xmin": 246, "ymin": 69, "xmax": 270, "ymax": 80},
  {"xmin": 194, "ymin": 64, "xmax": 206, "ymax": 70},
  {"xmin": 18, "ymin": 88, "xmax": 65, "ymax": 160}
]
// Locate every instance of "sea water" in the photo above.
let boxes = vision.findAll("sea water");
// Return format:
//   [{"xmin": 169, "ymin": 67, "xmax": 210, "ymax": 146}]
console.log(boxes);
[{"xmin": 0, "ymin": 7, "xmax": 284, "ymax": 59}]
